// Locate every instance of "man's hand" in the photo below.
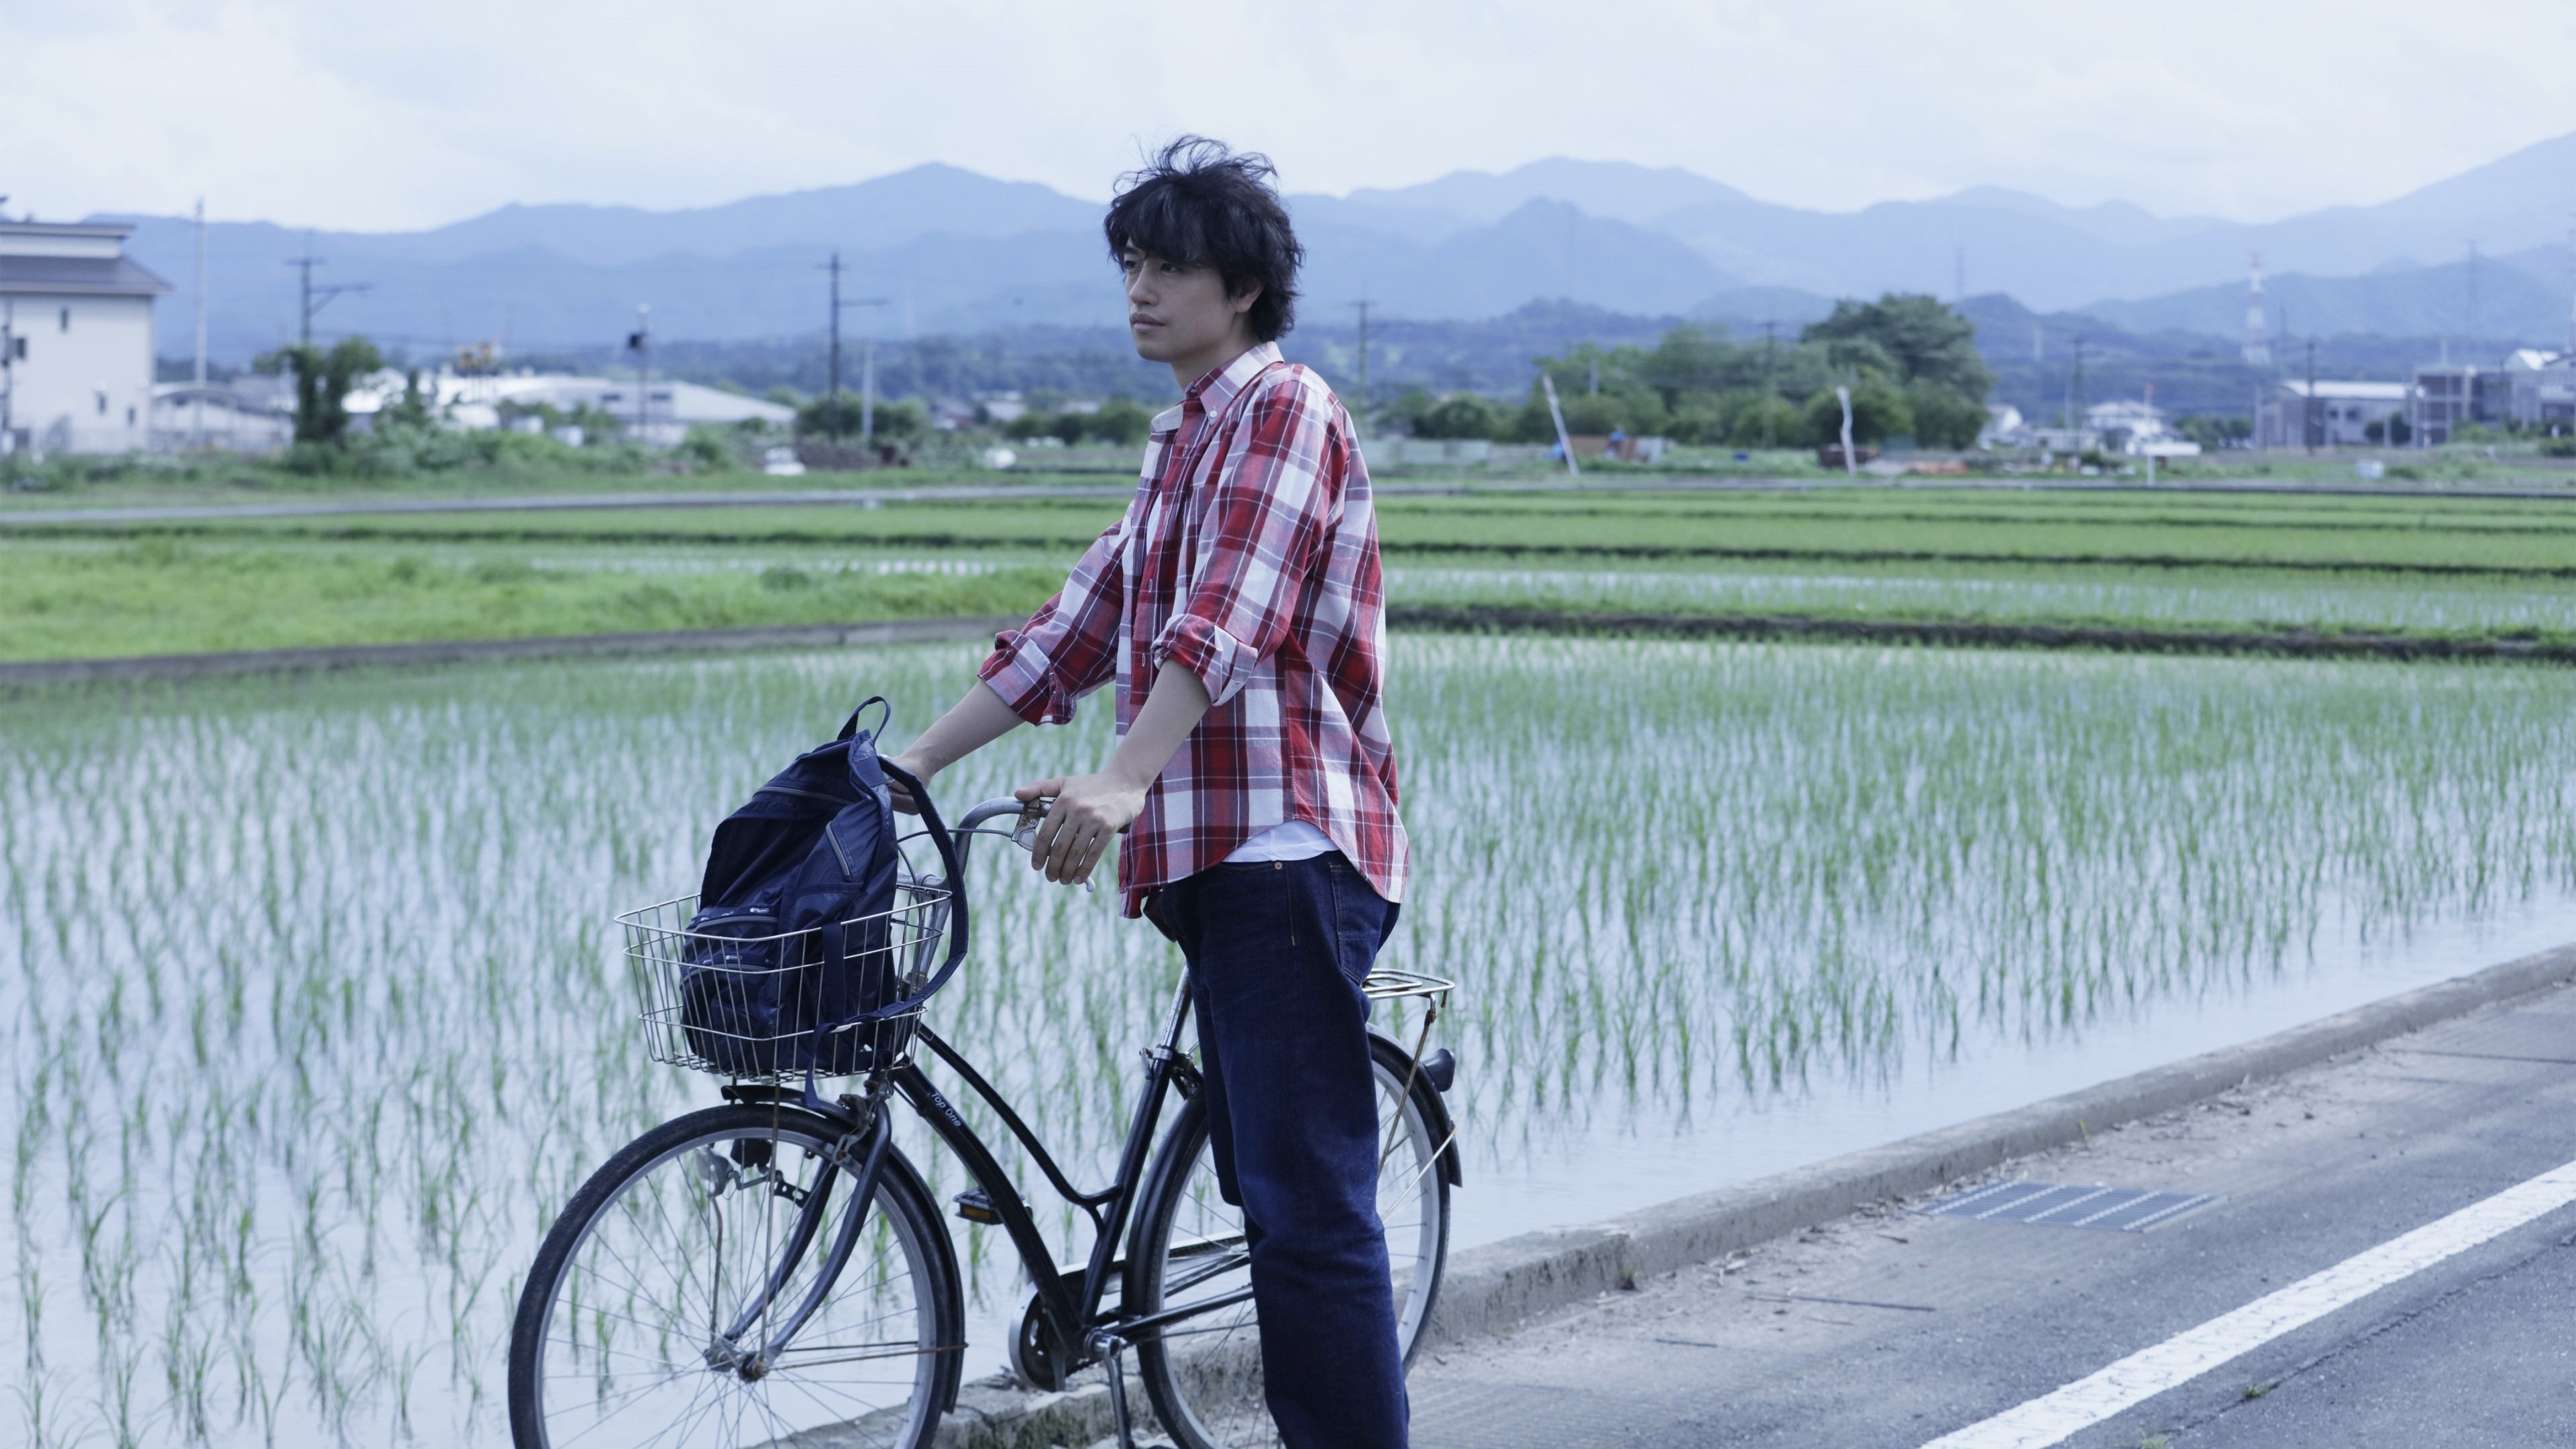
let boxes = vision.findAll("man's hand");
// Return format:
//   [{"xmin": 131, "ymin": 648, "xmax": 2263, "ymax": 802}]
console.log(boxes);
[
  {"xmin": 884, "ymin": 749, "xmax": 933, "ymax": 815},
  {"xmin": 1017, "ymin": 773, "xmax": 1145, "ymax": 885}
]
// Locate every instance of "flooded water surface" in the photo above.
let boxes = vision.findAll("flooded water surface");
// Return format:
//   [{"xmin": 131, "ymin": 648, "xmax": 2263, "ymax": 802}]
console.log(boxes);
[{"xmin": 7, "ymin": 636, "xmax": 2575, "ymax": 1445}]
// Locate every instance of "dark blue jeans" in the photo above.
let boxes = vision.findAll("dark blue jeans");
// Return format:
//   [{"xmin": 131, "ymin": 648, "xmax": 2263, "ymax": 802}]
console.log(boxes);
[{"xmin": 1155, "ymin": 852, "xmax": 1407, "ymax": 1449}]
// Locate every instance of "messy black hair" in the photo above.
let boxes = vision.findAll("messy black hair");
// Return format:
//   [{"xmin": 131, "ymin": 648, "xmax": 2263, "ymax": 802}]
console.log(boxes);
[{"xmin": 1104, "ymin": 136, "xmax": 1303, "ymax": 343}]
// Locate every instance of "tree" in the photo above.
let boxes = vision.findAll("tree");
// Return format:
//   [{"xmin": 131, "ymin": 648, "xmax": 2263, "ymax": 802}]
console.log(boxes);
[
  {"xmin": 1904, "ymin": 381, "xmax": 1988, "ymax": 449},
  {"xmin": 380, "ymin": 368, "xmax": 434, "ymax": 429},
  {"xmin": 1413, "ymin": 394, "xmax": 1504, "ymax": 440},
  {"xmin": 1089, "ymin": 397, "xmax": 1152, "ymax": 445},
  {"xmin": 257, "ymin": 336, "xmax": 384, "ymax": 445},
  {"xmin": 1715, "ymin": 390, "xmax": 1805, "ymax": 448},
  {"xmin": 1558, "ymin": 392, "xmax": 1630, "ymax": 436},
  {"xmin": 1633, "ymin": 325, "xmax": 1737, "ymax": 402},
  {"xmin": 796, "ymin": 394, "xmax": 865, "ymax": 439},
  {"xmin": 1802, "ymin": 294, "xmax": 1994, "ymax": 402},
  {"xmin": 1803, "ymin": 375, "xmax": 1913, "ymax": 445}
]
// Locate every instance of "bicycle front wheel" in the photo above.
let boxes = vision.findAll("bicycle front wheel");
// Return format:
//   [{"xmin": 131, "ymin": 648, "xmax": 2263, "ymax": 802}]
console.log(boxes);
[
  {"xmin": 1125, "ymin": 1034, "xmax": 1454, "ymax": 1449},
  {"xmin": 506, "ymin": 1103, "xmax": 958, "ymax": 1449}
]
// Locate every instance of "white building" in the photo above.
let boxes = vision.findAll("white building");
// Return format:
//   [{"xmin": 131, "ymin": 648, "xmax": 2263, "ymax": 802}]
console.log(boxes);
[
  {"xmin": 2255, "ymin": 380, "xmax": 2410, "ymax": 449},
  {"xmin": 2502, "ymin": 350, "xmax": 2576, "ymax": 434},
  {"xmin": 0, "ymin": 220, "xmax": 172, "ymax": 454},
  {"xmin": 150, "ymin": 378, "xmax": 294, "ymax": 453},
  {"xmin": 431, "ymin": 371, "xmax": 792, "ymax": 445},
  {"xmin": 2082, "ymin": 398, "xmax": 2200, "ymax": 456}
]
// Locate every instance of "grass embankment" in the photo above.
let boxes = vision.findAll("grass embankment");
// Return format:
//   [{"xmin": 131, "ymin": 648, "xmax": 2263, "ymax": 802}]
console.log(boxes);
[
  {"xmin": 0, "ymin": 537, "xmax": 1061, "ymax": 661},
  {"xmin": 7, "ymin": 484, "xmax": 2575, "ymax": 662}
]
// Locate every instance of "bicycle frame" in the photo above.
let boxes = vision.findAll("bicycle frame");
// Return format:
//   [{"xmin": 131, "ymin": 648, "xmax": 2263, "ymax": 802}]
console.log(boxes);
[
  {"xmin": 898, "ymin": 796, "xmax": 1221, "ymax": 1370},
  {"xmin": 897, "ymin": 974, "xmax": 1204, "ymax": 1368}
]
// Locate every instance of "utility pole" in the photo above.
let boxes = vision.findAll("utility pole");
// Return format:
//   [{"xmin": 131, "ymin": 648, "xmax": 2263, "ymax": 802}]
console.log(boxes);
[
  {"xmin": 822, "ymin": 253, "xmax": 889, "ymax": 443},
  {"xmin": 1540, "ymin": 371, "xmax": 1580, "ymax": 478},
  {"xmin": 1953, "ymin": 245, "xmax": 1966, "ymax": 305},
  {"xmin": 193, "ymin": 198, "xmax": 208, "ymax": 449},
  {"xmin": 827, "ymin": 251, "xmax": 843, "ymax": 429},
  {"xmin": 2305, "ymin": 336, "xmax": 2319, "ymax": 453},
  {"xmin": 2063, "ymin": 332, "xmax": 2084, "ymax": 431},
  {"xmin": 1760, "ymin": 320, "xmax": 1778, "ymax": 449},
  {"xmin": 283, "ymin": 231, "xmax": 368, "ymax": 347},
  {"xmin": 2465, "ymin": 239, "xmax": 2481, "ymax": 346},
  {"xmin": 1350, "ymin": 299, "xmax": 1371, "ymax": 423},
  {"xmin": 627, "ymin": 305, "xmax": 651, "ymax": 439}
]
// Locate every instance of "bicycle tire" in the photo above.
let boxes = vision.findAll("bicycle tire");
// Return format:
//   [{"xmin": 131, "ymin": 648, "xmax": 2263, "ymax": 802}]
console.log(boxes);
[
  {"xmin": 507, "ymin": 1102, "xmax": 960, "ymax": 1449},
  {"xmin": 1124, "ymin": 1034, "xmax": 1454, "ymax": 1449}
]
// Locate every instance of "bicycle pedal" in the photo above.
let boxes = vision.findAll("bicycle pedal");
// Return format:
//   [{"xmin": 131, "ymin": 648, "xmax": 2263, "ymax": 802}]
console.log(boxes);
[{"xmin": 954, "ymin": 1188, "xmax": 1002, "ymax": 1225}]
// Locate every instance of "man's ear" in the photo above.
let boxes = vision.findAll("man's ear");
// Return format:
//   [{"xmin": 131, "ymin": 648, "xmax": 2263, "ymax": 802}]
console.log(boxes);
[{"xmin": 1226, "ymin": 280, "xmax": 1263, "ymax": 318}]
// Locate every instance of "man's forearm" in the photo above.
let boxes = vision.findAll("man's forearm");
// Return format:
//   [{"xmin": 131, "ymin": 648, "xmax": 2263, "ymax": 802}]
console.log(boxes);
[
  {"xmin": 1018, "ymin": 661, "xmax": 1212, "ymax": 884},
  {"xmin": 895, "ymin": 681, "xmax": 1026, "ymax": 777},
  {"xmin": 1105, "ymin": 661, "xmax": 1212, "ymax": 791}
]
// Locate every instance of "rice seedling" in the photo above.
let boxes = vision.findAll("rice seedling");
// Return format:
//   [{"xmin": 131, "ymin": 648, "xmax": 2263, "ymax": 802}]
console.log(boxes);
[{"xmin": 3, "ymin": 633, "xmax": 2572, "ymax": 1441}]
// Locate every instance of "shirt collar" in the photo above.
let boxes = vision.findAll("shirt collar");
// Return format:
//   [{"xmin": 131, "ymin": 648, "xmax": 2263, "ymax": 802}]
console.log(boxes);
[{"xmin": 1184, "ymin": 341, "xmax": 1283, "ymax": 417}]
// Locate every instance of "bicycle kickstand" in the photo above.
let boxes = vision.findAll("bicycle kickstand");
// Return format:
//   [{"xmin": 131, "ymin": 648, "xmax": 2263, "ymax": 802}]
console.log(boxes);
[{"xmin": 1087, "ymin": 1330, "xmax": 1172, "ymax": 1449}]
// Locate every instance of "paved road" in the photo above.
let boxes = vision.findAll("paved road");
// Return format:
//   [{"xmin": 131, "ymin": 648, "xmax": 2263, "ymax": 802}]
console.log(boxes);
[
  {"xmin": 8, "ymin": 474, "xmax": 2576, "ymax": 527},
  {"xmin": 1409, "ymin": 980, "xmax": 2576, "ymax": 1449}
]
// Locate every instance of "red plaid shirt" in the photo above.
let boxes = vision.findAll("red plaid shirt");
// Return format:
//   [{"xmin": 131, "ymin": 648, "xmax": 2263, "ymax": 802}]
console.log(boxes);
[{"xmin": 977, "ymin": 342, "xmax": 1409, "ymax": 917}]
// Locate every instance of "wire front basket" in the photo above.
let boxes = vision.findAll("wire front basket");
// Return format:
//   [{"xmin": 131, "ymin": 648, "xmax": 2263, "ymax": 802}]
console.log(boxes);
[{"xmin": 619, "ymin": 881, "xmax": 953, "ymax": 1082}]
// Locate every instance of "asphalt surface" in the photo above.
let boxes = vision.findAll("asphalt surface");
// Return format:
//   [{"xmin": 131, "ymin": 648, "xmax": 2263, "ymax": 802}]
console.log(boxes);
[{"xmin": 1407, "ymin": 979, "xmax": 2576, "ymax": 1449}]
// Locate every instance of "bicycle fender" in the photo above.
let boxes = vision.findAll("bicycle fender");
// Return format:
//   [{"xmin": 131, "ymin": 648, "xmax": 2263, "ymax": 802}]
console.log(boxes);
[{"xmin": 1371, "ymin": 1032, "xmax": 1462, "ymax": 1189}]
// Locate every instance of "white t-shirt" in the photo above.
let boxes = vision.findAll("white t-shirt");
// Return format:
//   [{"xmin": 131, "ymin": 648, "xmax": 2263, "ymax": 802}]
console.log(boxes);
[{"xmin": 1224, "ymin": 820, "xmax": 1335, "ymax": 863}]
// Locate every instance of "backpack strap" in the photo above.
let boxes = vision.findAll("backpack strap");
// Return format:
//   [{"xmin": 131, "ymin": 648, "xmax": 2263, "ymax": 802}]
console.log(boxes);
[
  {"xmin": 800, "ymin": 757, "xmax": 969, "ymax": 1110},
  {"xmin": 837, "ymin": 696, "xmax": 892, "ymax": 743}
]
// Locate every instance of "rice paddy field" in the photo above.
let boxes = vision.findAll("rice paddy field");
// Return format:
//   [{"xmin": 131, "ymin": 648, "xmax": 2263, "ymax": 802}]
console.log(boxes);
[
  {"xmin": 9, "ymin": 633, "xmax": 2576, "ymax": 1446},
  {"xmin": 11, "ymin": 484, "xmax": 2576, "ymax": 663}
]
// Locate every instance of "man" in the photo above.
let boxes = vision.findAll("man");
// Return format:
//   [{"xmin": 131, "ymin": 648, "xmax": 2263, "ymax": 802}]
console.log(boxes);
[{"xmin": 887, "ymin": 136, "xmax": 1411, "ymax": 1448}]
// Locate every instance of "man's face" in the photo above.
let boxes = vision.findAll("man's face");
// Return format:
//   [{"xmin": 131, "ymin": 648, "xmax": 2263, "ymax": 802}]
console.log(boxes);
[{"xmin": 1122, "ymin": 248, "xmax": 1258, "ymax": 368}]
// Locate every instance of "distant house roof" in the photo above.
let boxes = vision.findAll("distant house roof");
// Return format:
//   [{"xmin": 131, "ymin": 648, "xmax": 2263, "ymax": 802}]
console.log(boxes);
[
  {"xmin": 0, "ymin": 254, "xmax": 174, "ymax": 297},
  {"xmin": 2277, "ymin": 380, "xmax": 2409, "ymax": 401}
]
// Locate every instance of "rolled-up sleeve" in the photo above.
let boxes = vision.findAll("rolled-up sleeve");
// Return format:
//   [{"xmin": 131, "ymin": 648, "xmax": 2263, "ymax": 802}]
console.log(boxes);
[
  {"xmin": 978, "ymin": 520, "xmax": 1126, "ymax": 724},
  {"xmin": 1151, "ymin": 384, "xmax": 1338, "ymax": 706}
]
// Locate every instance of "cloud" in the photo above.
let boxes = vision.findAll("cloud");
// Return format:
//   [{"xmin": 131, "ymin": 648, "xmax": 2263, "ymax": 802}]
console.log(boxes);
[{"xmin": 5, "ymin": 0, "xmax": 2573, "ymax": 229}]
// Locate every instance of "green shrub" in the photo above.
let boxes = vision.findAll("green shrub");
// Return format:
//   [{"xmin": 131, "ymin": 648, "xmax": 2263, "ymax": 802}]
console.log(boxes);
[
  {"xmin": 1906, "ymin": 382, "xmax": 1989, "ymax": 449},
  {"xmin": 1089, "ymin": 398, "xmax": 1153, "ymax": 445},
  {"xmin": 1413, "ymin": 394, "xmax": 1504, "ymax": 440}
]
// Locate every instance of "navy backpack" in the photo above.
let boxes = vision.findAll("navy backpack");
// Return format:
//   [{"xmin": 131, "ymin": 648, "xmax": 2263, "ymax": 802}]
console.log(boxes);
[{"xmin": 680, "ymin": 698, "xmax": 962, "ymax": 1077}]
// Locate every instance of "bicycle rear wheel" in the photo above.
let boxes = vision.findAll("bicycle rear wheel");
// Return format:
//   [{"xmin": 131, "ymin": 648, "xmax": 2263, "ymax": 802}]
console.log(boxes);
[
  {"xmin": 506, "ymin": 1103, "xmax": 958, "ymax": 1449},
  {"xmin": 1124, "ymin": 1034, "xmax": 1454, "ymax": 1449}
]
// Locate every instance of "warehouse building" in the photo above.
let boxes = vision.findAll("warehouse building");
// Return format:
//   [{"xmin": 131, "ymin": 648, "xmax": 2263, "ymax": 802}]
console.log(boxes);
[{"xmin": 2254, "ymin": 379, "xmax": 2410, "ymax": 449}]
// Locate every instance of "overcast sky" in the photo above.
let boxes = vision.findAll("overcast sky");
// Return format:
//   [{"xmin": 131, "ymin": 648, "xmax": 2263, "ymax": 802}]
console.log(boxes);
[{"xmin": 9, "ymin": 0, "xmax": 2574, "ymax": 232}]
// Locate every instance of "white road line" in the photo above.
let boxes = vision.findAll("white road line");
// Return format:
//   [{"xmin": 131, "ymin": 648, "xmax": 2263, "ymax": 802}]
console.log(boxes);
[{"xmin": 1921, "ymin": 1155, "xmax": 2576, "ymax": 1449}]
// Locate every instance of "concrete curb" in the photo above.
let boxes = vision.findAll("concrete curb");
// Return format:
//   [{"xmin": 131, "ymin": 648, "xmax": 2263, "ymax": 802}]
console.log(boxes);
[
  {"xmin": 0, "ymin": 616, "xmax": 1018, "ymax": 688},
  {"xmin": 926, "ymin": 941, "xmax": 2576, "ymax": 1446},
  {"xmin": 1422, "ymin": 940, "xmax": 2576, "ymax": 1347}
]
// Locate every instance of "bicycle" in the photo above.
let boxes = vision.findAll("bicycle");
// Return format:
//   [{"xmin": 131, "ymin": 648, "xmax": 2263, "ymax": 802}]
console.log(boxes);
[{"xmin": 506, "ymin": 784, "xmax": 1460, "ymax": 1449}]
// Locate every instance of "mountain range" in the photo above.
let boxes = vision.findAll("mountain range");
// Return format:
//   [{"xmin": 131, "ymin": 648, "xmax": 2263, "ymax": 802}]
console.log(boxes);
[{"xmin": 101, "ymin": 133, "xmax": 2576, "ymax": 366}]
